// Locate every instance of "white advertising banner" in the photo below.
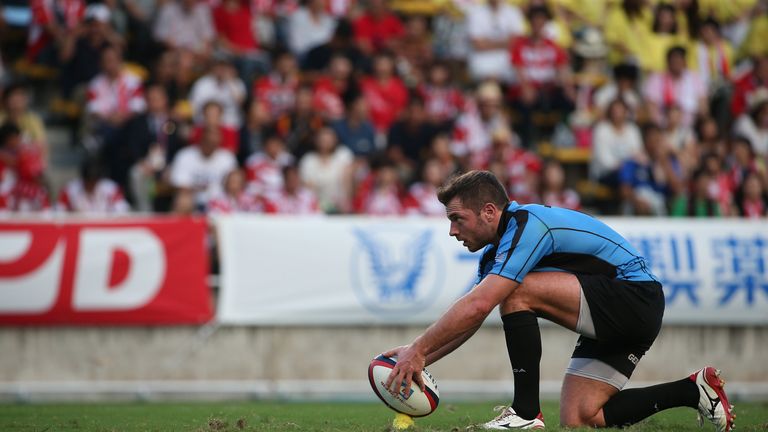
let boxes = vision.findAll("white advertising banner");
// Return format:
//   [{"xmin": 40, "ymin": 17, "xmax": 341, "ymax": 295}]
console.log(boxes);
[{"xmin": 216, "ymin": 216, "xmax": 768, "ymax": 325}]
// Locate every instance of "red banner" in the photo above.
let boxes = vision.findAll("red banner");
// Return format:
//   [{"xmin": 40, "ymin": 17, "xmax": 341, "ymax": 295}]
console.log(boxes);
[{"xmin": 0, "ymin": 217, "xmax": 212, "ymax": 325}]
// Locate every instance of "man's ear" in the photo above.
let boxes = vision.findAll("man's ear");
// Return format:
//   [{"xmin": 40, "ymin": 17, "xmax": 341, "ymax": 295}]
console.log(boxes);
[{"xmin": 482, "ymin": 203, "xmax": 497, "ymax": 222}]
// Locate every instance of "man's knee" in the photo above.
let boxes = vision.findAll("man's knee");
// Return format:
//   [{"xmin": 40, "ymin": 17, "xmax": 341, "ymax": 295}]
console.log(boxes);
[{"xmin": 560, "ymin": 408, "xmax": 605, "ymax": 428}]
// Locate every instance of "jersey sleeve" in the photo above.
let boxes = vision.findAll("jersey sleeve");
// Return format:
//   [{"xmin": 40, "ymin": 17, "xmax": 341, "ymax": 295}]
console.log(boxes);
[{"xmin": 489, "ymin": 211, "xmax": 552, "ymax": 283}]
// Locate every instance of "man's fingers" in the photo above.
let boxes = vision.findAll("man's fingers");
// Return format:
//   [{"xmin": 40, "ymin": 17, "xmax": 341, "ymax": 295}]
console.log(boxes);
[
  {"xmin": 402, "ymin": 369, "xmax": 413, "ymax": 394},
  {"xmin": 413, "ymin": 370, "xmax": 426, "ymax": 393},
  {"xmin": 384, "ymin": 366, "xmax": 398, "ymax": 390}
]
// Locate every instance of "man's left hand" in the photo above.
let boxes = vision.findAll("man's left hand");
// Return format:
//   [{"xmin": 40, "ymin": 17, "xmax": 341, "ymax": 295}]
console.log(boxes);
[{"xmin": 382, "ymin": 344, "xmax": 426, "ymax": 395}]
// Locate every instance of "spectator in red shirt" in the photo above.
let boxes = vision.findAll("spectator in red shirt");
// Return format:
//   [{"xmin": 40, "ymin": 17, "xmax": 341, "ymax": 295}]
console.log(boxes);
[
  {"xmin": 360, "ymin": 52, "xmax": 408, "ymax": 133},
  {"xmin": 537, "ymin": 158, "xmax": 580, "ymax": 210},
  {"xmin": 245, "ymin": 134, "xmax": 295, "ymax": 195},
  {"xmin": 417, "ymin": 61, "xmax": 465, "ymax": 131},
  {"xmin": 207, "ymin": 169, "xmax": 267, "ymax": 213},
  {"xmin": 735, "ymin": 170, "xmax": 768, "ymax": 218},
  {"xmin": 189, "ymin": 100, "xmax": 240, "ymax": 154},
  {"xmin": 484, "ymin": 126, "xmax": 541, "ymax": 204},
  {"xmin": 264, "ymin": 165, "xmax": 321, "ymax": 214},
  {"xmin": 254, "ymin": 49, "xmax": 300, "ymax": 117},
  {"xmin": 509, "ymin": 5, "xmax": 574, "ymax": 147},
  {"xmin": 404, "ymin": 158, "xmax": 447, "ymax": 216},
  {"xmin": 27, "ymin": 0, "xmax": 86, "ymax": 64},
  {"xmin": 353, "ymin": 0, "xmax": 404, "ymax": 55},
  {"xmin": 353, "ymin": 156, "xmax": 406, "ymax": 215},
  {"xmin": 0, "ymin": 123, "xmax": 50, "ymax": 213},
  {"xmin": 57, "ymin": 158, "xmax": 130, "ymax": 214},
  {"xmin": 213, "ymin": 0, "xmax": 268, "ymax": 82},
  {"xmin": 732, "ymin": 55, "xmax": 768, "ymax": 119},
  {"xmin": 312, "ymin": 54, "xmax": 358, "ymax": 121}
]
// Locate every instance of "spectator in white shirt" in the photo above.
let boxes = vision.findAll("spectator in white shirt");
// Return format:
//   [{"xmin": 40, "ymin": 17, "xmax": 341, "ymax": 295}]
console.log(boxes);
[
  {"xmin": 644, "ymin": 46, "xmax": 707, "ymax": 127},
  {"xmin": 733, "ymin": 90, "xmax": 768, "ymax": 158},
  {"xmin": 86, "ymin": 45, "xmax": 145, "ymax": 147},
  {"xmin": 299, "ymin": 126, "xmax": 353, "ymax": 213},
  {"xmin": 465, "ymin": 0, "xmax": 525, "ymax": 83},
  {"xmin": 590, "ymin": 99, "xmax": 644, "ymax": 186},
  {"xmin": 57, "ymin": 159, "xmax": 130, "ymax": 214},
  {"xmin": 170, "ymin": 126, "xmax": 237, "ymax": 210},
  {"xmin": 189, "ymin": 56, "xmax": 247, "ymax": 129},
  {"xmin": 153, "ymin": 0, "xmax": 215, "ymax": 62},
  {"xmin": 288, "ymin": 0, "xmax": 336, "ymax": 60}
]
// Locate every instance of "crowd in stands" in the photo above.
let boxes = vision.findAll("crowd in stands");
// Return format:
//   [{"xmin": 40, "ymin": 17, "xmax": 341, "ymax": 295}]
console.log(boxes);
[{"xmin": 0, "ymin": 0, "xmax": 767, "ymax": 218}]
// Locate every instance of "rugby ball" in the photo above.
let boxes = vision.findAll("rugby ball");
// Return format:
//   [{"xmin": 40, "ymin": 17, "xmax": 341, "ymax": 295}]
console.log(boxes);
[{"xmin": 368, "ymin": 355, "xmax": 440, "ymax": 417}]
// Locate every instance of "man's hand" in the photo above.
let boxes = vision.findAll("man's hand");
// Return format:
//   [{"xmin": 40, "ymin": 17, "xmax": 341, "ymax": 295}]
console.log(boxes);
[{"xmin": 382, "ymin": 344, "xmax": 426, "ymax": 395}]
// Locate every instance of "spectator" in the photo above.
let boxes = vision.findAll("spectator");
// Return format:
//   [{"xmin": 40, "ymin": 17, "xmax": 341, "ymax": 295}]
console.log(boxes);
[
  {"xmin": 59, "ymin": 4, "xmax": 124, "ymax": 99},
  {"xmin": 302, "ymin": 19, "xmax": 368, "ymax": 74},
  {"xmin": 213, "ymin": 0, "xmax": 267, "ymax": 83},
  {"xmin": 0, "ymin": 123, "xmax": 49, "ymax": 213},
  {"xmin": 312, "ymin": 54, "xmax": 358, "ymax": 121},
  {"xmin": 538, "ymin": 158, "xmax": 580, "ymax": 210},
  {"xmin": 417, "ymin": 61, "xmax": 465, "ymax": 130},
  {"xmin": 244, "ymin": 134, "xmax": 294, "ymax": 195},
  {"xmin": 238, "ymin": 99, "xmax": 274, "ymax": 165},
  {"xmin": 207, "ymin": 169, "xmax": 266, "ymax": 213},
  {"xmin": 644, "ymin": 46, "xmax": 707, "ymax": 127},
  {"xmin": 735, "ymin": 170, "xmax": 768, "ymax": 218},
  {"xmin": 189, "ymin": 101, "xmax": 240, "ymax": 153},
  {"xmin": 0, "ymin": 83, "xmax": 48, "ymax": 166},
  {"xmin": 121, "ymin": 0, "xmax": 162, "ymax": 65},
  {"xmin": 644, "ymin": 2, "xmax": 687, "ymax": 73},
  {"xmin": 150, "ymin": 49, "xmax": 194, "ymax": 107},
  {"xmin": 733, "ymin": 89, "xmax": 768, "ymax": 158},
  {"xmin": 590, "ymin": 99, "xmax": 643, "ymax": 186},
  {"xmin": 619, "ymin": 124, "xmax": 683, "ymax": 216},
  {"xmin": 670, "ymin": 168, "xmax": 721, "ymax": 217},
  {"xmin": 593, "ymin": 63, "xmax": 641, "ymax": 119},
  {"xmin": 264, "ymin": 165, "xmax": 321, "ymax": 214},
  {"xmin": 352, "ymin": 157, "xmax": 405, "ymax": 215},
  {"xmin": 332, "ymin": 96, "xmax": 376, "ymax": 158},
  {"xmin": 360, "ymin": 52, "xmax": 408, "ymax": 134},
  {"xmin": 122, "ymin": 84, "xmax": 185, "ymax": 212},
  {"xmin": 353, "ymin": 0, "xmax": 404, "ymax": 56},
  {"xmin": 396, "ymin": 15, "xmax": 433, "ymax": 86},
  {"xmin": 731, "ymin": 55, "xmax": 768, "ymax": 118},
  {"xmin": 727, "ymin": 136, "xmax": 766, "ymax": 195},
  {"xmin": 427, "ymin": 133, "xmax": 459, "ymax": 179},
  {"xmin": 276, "ymin": 86, "xmax": 326, "ymax": 158},
  {"xmin": 603, "ymin": 0, "xmax": 651, "ymax": 67},
  {"xmin": 27, "ymin": 0, "xmax": 86, "ymax": 65},
  {"xmin": 387, "ymin": 95, "xmax": 437, "ymax": 167},
  {"xmin": 695, "ymin": 115, "xmax": 727, "ymax": 159},
  {"xmin": 254, "ymin": 49, "xmax": 300, "ymax": 118},
  {"xmin": 451, "ymin": 81, "xmax": 508, "ymax": 169},
  {"xmin": 170, "ymin": 126, "xmax": 237, "ymax": 210},
  {"xmin": 153, "ymin": 0, "xmax": 215, "ymax": 62},
  {"xmin": 85, "ymin": 45, "xmax": 146, "ymax": 149},
  {"xmin": 700, "ymin": 152, "xmax": 735, "ymax": 216},
  {"xmin": 465, "ymin": 0, "xmax": 525, "ymax": 82},
  {"xmin": 298, "ymin": 126, "xmax": 353, "ymax": 213},
  {"xmin": 288, "ymin": 0, "xmax": 335, "ymax": 59},
  {"xmin": 404, "ymin": 158, "xmax": 446, "ymax": 216},
  {"xmin": 189, "ymin": 56, "xmax": 247, "ymax": 129},
  {"xmin": 693, "ymin": 18, "xmax": 733, "ymax": 129},
  {"xmin": 57, "ymin": 158, "xmax": 130, "ymax": 214},
  {"xmin": 509, "ymin": 5, "xmax": 574, "ymax": 146},
  {"xmin": 485, "ymin": 126, "xmax": 541, "ymax": 204}
]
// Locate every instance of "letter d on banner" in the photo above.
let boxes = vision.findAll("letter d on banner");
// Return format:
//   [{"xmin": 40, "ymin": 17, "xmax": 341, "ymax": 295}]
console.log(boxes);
[{"xmin": 73, "ymin": 228, "xmax": 166, "ymax": 310}]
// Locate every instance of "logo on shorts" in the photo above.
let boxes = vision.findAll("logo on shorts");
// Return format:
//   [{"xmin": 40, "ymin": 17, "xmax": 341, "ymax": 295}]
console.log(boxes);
[{"xmin": 628, "ymin": 354, "xmax": 639, "ymax": 365}]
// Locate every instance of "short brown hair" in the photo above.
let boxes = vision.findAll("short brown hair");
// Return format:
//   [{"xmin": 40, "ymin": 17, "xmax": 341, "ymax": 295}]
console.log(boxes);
[{"xmin": 437, "ymin": 170, "xmax": 509, "ymax": 212}]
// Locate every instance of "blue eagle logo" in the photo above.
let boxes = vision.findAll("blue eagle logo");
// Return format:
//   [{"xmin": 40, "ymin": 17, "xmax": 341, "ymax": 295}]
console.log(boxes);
[{"xmin": 353, "ymin": 229, "xmax": 433, "ymax": 302}]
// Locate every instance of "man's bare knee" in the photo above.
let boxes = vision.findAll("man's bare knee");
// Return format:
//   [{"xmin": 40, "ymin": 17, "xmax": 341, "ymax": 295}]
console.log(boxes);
[{"xmin": 560, "ymin": 410, "xmax": 605, "ymax": 428}]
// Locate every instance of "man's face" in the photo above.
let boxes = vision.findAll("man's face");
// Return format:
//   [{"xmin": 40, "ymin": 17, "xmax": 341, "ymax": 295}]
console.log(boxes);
[{"xmin": 446, "ymin": 197, "xmax": 494, "ymax": 252}]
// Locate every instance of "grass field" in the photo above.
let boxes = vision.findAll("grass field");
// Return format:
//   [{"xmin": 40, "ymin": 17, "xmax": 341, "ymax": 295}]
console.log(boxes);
[{"xmin": 1, "ymin": 401, "xmax": 766, "ymax": 432}]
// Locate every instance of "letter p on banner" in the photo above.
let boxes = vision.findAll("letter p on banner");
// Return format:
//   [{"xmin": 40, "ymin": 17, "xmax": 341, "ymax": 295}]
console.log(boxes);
[{"xmin": 0, "ymin": 218, "xmax": 213, "ymax": 325}]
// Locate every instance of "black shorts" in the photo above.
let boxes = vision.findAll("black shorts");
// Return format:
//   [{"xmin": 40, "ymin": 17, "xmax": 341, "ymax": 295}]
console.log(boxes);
[{"xmin": 571, "ymin": 274, "xmax": 665, "ymax": 379}]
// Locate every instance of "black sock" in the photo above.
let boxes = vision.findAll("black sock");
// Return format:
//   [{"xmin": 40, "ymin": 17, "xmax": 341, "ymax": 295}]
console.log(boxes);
[
  {"xmin": 502, "ymin": 311, "xmax": 541, "ymax": 420},
  {"xmin": 603, "ymin": 378, "xmax": 699, "ymax": 427}
]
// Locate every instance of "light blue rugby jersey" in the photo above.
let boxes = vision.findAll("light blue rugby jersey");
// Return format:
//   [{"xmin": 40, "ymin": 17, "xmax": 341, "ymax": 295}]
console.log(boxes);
[{"xmin": 476, "ymin": 202, "xmax": 659, "ymax": 284}]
